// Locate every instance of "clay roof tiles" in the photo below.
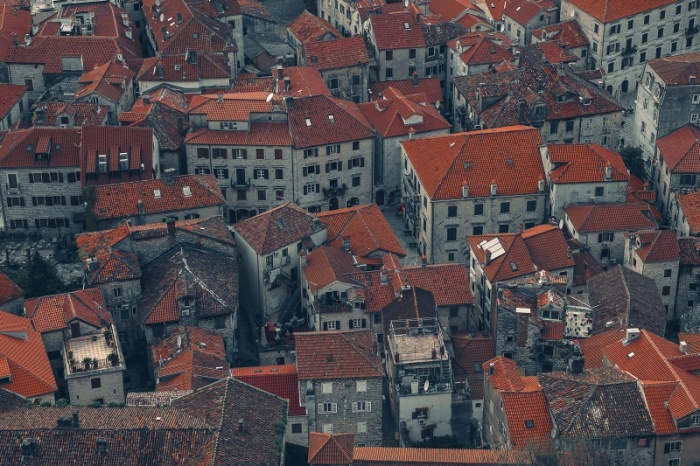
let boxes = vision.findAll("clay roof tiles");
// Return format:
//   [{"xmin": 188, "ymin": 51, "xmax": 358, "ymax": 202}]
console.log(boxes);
[
  {"xmin": 403, "ymin": 264, "xmax": 473, "ymax": 306},
  {"xmin": 0, "ymin": 312, "xmax": 57, "ymax": 398},
  {"xmin": 288, "ymin": 10, "xmax": 341, "ymax": 44},
  {"xmin": 547, "ymin": 143, "xmax": 629, "ymax": 184},
  {"xmin": 450, "ymin": 32, "xmax": 514, "ymax": 66},
  {"xmin": 532, "ymin": 20, "xmax": 589, "ymax": 48},
  {"xmin": 0, "ymin": 84, "xmax": 25, "ymax": 119},
  {"xmin": 656, "ymin": 124, "xmax": 700, "ymax": 173},
  {"xmin": 452, "ymin": 332, "xmax": 495, "ymax": 379},
  {"xmin": 25, "ymin": 288, "xmax": 111, "ymax": 334},
  {"xmin": 369, "ymin": 11, "xmax": 427, "ymax": 50},
  {"xmin": 679, "ymin": 237, "xmax": 700, "ymax": 266},
  {"xmin": 369, "ymin": 77, "xmax": 443, "ymax": 104},
  {"xmin": 0, "ymin": 127, "xmax": 81, "ymax": 168},
  {"xmin": 304, "ymin": 36, "xmax": 369, "ymax": 70},
  {"xmin": 628, "ymin": 229, "xmax": 680, "ymax": 263},
  {"xmin": 402, "ymin": 125, "xmax": 545, "ymax": 200},
  {"xmin": 232, "ymin": 364, "xmax": 305, "ymax": 416},
  {"xmin": 308, "ymin": 432, "xmax": 355, "ymax": 464},
  {"xmin": 501, "ymin": 389, "xmax": 553, "ymax": 448},
  {"xmin": 679, "ymin": 190, "xmax": 700, "ymax": 234},
  {"xmin": 295, "ymin": 330, "xmax": 383, "ymax": 380},
  {"xmin": 352, "ymin": 447, "xmax": 531, "ymax": 464},
  {"xmin": 504, "ymin": 0, "xmax": 556, "ymax": 26},
  {"xmin": 75, "ymin": 61, "xmax": 134, "ymax": 103},
  {"xmin": 34, "ymin": 101, "xmax": 109, "ymax": 127},
  {"xmin": 565, "ymin": 0, "xmax": 679, "ymax": 23},
  {"xmin": 565, "ymin": 202, "xmax": 658, "ymax": 233},
  {"xmin": 184, "ymin": 121, "xmax": 291, "ymax": 147},
  {"xmin": 304, "ymin": 246, "xmax": 358, "ymax": 294},
  {"xmin": 86, "ymin": 174, "xmax": 225, "ymax": 221},
  {"xmin": 0, "ymin": 272, "xmax": 22, "ymax": 306}
]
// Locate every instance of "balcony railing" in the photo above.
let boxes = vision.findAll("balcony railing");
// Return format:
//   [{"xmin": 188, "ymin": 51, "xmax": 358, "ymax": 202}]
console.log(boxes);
[
  {"xmin": 322, "ymin": 184, "xmax": 347, "ymax": 199},
  {"xmin": 621, "ymin": 45, "xmax": 637, "ymax": 55},
  {"xmin": 686, "ymin": 25, "xmax": 700, "ymax": 36},
  {"xmin": 230, "ymin": 178, "xmax": 251, "ymax": 189}
]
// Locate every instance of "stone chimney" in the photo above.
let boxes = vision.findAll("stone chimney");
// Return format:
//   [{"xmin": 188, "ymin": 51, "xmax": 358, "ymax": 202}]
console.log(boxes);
[
  {"xmin": 72, "ymin": 410, "xmax": 80, "ymax": 428},
  {"xmin": 96, "ymin": 437, "xmax": 108, "ymax": 455},
  {"xmin": 163, "ymin": 167, "xmax": 175, "ymax": 184},
  {"xmin": 166, "ymin": 217, "xmax": 176, "ymax": 236},
  {"xmin": 137, "ymin": 199, "xmax": 145, "ymax": 215}
]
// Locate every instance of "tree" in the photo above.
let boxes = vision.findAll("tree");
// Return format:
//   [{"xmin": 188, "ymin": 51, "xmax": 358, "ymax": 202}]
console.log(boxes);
[
  {"xmin": 6, "ymin": 252, "xmax": 73, "ymax": 298},
  {"xmin": 619, "ymin": 146, "xmax": 646, "ymax": 181}
]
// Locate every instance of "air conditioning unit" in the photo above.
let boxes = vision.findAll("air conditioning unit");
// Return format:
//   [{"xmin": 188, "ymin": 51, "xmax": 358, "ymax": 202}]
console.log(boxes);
[
  {"xmin": 418, "ymin": 418, "xmax": 427, "ymax": 425},
  {"xmin": 610, "ymin": 258, "xmax": 617, "ymax": 265},
  {"xmin": 473, "ymin": 124, "xmax": 482, "ymax": 130},
  {"xmin": 181, "ymin": 309, "xmax": 190, "ymax": 317}
]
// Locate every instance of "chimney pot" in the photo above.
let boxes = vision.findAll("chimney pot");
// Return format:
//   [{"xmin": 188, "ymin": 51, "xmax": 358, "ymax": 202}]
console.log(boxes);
[
  {"xmin": 238, "ymin": 419, "xmax": 244, "ymax": 433},
  {"xmin": 72, "ymin": 410, "xmax": 79, "ymax": 428},
  {"xmin": 137, "ymin": 199, "xmax": 145, "ymax": 215},
  {"xmin": 166, "ymin": 217, "xmax": 176, "ymax": 236}
]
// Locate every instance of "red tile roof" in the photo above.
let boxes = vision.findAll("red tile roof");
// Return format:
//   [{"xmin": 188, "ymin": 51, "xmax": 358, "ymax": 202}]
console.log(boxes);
[
  {"xmin": 452, "ymin": 332, "xmax": 495, "ymax": 379},
  {"xmin": 308, "ymin": 432, "xmax": 355, "ymax": 464},
  {"xmin": 238, "ymin": 0, "xmax": 273, "ymax": 21},
  {"xmin": 187, "ymin": 91, "xmax": 273, "ymax": 121},
  {"xmin": 0, "ymin": 127, "xmax": 81, "ymax": 168},
  {"xmin": 483, "ymin": 356, "xmax": 527, "ymax": 392},
  {"xmin": 184, "ymin": 122, "xmax": 291, "ymax": 147},
  {"xmin": 402, "ymin": 126, "xmax": 545, "ymax": 200},
  {"xmin": 75, "ymin": 61, "xmax": 134, "ymax": 103},
  {"xmin": 34, "ymin": 101, "xmax": 109, "ymax": 127},
  {"xmin": 571, "ymin": 247, "xmax": 605, "ymax": 286},
  {"xmin": 547, "ymin": 143, "xmax": 630, "ymax": 184},
  {"xmin": 501, "ymin": 389, "xmax": 553, "ymax": 448},
  {"xmin": 427, "ymin": 0, "xmax": 487, "ymax": 30},
  {"xmin": 579, "ymin": 329, "xmax": 625, "ymax": 368},
  {"xmin": 80, "ymin": 125, "xmax": 155, "ymax": 186},
  {"xmin": 287, "ymin": 95, "xmax": 375, "ymax": 148},
  {"xmin": 358, "ymin": 87, "xmax": 450, "ymax": 138},
  {"xmin": 304, "ymin": 246, "xmax": 358, "ymax": 294},
  {"xmin": 0, "ymin": 1, "xmax": 31, "ymax": 63},
  {"xmin": 0, "ymin": 84, "xmax": 25, "ymax": 118},
  {"xmin": 503, "ymin": 0, "xmax": 556, "ymax": 26},
  {"xmin": 403, "ymin": 264, "xmax": 473, "ymax": 306},
  {"xmin": 0, "ymin": 312, "xmax": 57, "ymax": 398},
  {"xmin": 87, "ymin": 174, "xmax": 225, "ymax": 221},
  {"xmin": 627, "ymin": 229, "xmax": 680, "ymax": 263},
  {"xmin": 318, "ymin": 204, "xmax": 405, "ymax": 258},
  {"xmin": 233, "ymin": 202, "xmax": 325, "ymax": 255},
  {"xmin": 25, "ymin": 288, "xmax": 111, "ymax": 334},
  {"xmin": 304, "ymin": 36, "xmax": 369, "ymax": 70},
  {"xmin": 288, "ymin": 10, "xmax": 341, "ymax": 44},
  {"xmin": 232, "ymin": 364, "xmax": 305, "ymax": 416},
  {"xmin": 352, "ymin": 447, "xmax": 531, "ymax": 464},
  {"xmin": 532, "ymin": 20, "xmax": 589, "ymax": 49},
  {"xmin": 369, "ymin": 12, "xmax": 427, "ymax": 50},
  {"xmin": 369, "ymin": 77, "xmax": 444, "ymax": 104},
  {"xmin": 0, "ymin": 272, "xmax": 22, "ymax": 306},
  {"xmin": 648, "ymin": 52, "xmax": 700, "ymax": 85},
  {"xmin": 449, "ymin": 32, "xmax": 514, "ymax": 66},
  {"xmin": 295, "ymin": 330, "xmax": 383, "ymax": 380},
  {"xmin": 657, "ymin": 124, "xmax": 700, "ymax": 173},
  {"xmin": 679, "ymin": 190, "xmax": 700, "ymax": 234},
  {"xmin": 75, "ymin": 223, "xmax": 141, "ymax": 284},
  {"xmin": 565, "ymin": 0, "xmax": 677, "ymax": 23},
  {"xmin": 565, "ymin": 202, "xmax": 657, "ymax": 233},
  {"xmin": 678, "ymin": 332, "xmax": 700, "ymax": 353},
  {"xmin": 468, "ymin": 224, "xmax": 574, "ymax": 283},
  {"xmin": 137, "ymin": 54, "xmax": 231, "ymax": 83}
]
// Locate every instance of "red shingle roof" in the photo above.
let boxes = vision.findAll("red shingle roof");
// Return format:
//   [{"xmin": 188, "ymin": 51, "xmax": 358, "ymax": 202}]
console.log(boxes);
[
  {"xmin": 352, "ymin": 447, "xmax": 531, "ymax": 464},
  {"xmin": 318, "ymin": 204, "xmax": 405, "ymax": 259},
  {"xmin": 187, "ymin": 91, "xmax": 273, "ymax": 121},
  {"xmin": 0, "ymin": 272, "xmax": 22, "ymax": 306},
  {"xmin": 503, "ymin": 0, "xmax": 555, "ymax": 26},
  {"xmin": 184, "ymin": 122, "xmax": 291, "ymax": 147},
  {"xmin": 501, "ymin": 389, "xmax": 553, "ymax": 448},
  {"xmin": 287, "ymin": 10, "xmax": 341, "ymax": 44},
  {"xmin": 565, "ymin": 0, "xmax": 677, "ymax": 23},
  {"xmin": 304, "ymin": 36, "xmax": 369, "ymax": 70},
  {"xmin": 656, "ymin": 124, "xmax": 700, "ymax": 173},
  {"xmin": 34, "ymin": 101, "xmax": 109, "ymax": 127},
  {"xmin": 25, "ymin": 288, "xmax": 111, "ymax": 334},
  {"xmin": 308, "ymin": 432, "xmax": 354, "ymax": 464},
  {"xmin": 547, "ymin": 143, "xmax": 630, "ymax": 184},
  {"xmin": 565, "ymin": 202, "xmax": 657, "ymax": 233},
  {"xmin": 452, "ymin": 332, "xmax": 495, "ymax": 379},
  {"xmin": 75, "ymin": 223, "xmax": 141, "ymax": 284},
  {"xmin": 303, "ymin": 246, "xmax": 358, "ymax": 294},
  {"xmin": 0, "ymin": 312, "xmax": 57, "ymax": 398},
  {"xmin": 449, "ymin": 32, "xmax": 514, "ymax": 66},
  {"xmin": 403, "ymin": 264, "xmax": 473, "ymax": 306},
  {"xmin": 0, "ymin": 1, "xmax": 31, "ymax": 62},
  {"xmin": 679, "ymin": 190, "xmax": 700, "ymax": 234},
  {"xmin": 647, "ymin": 52, "xmax": 700, "ymax": 85},
  {"xmin": 402, "ymin": 126, "xmax": 545, "ymax": 200},
  {"xmin": 75, "ymin": 61, "xmax": 134, "ymax": 103},
  {"xmin": 232, "ymin": 364, "xmax": 305, "ymax": 416},
  {"xmin": 0, "ymin": 127, "xmax": 81, "ymax": 168},
  {"xmin": 0, "ymin": 84, "xmax": 25, "ymax": 118},
  {"xmin": 87, "ymin": 174, "xmax": 225, "ymax": 221},
  {"xmin": 369, "ymin": 12, "xmax": 427, "ymax": 50},
  {"xmin": 627, "ymin": 229, "xmax": 680, "ymax": 263},
  {"xmin": 295, "ymin": 330, "xmax": 383, "ymax": 380},
  {"xmin": 369, "ymin": 77, "xmax": 444, "ymax": 104},
  {"xmin": 532, "ymin": 20, "xmax": 589, "ymax": 49}
]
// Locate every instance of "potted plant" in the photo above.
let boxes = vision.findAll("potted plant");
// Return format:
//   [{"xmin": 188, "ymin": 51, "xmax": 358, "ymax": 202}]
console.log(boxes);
[
  {"xmin": 82, "ymin": 357, "xmax": 92, "ymax": 369},
  {"xmin": 103, "ymin": 330, "xmax": 112, "ymax": 341},
  {"xmin": 107, "ymin": 352, "xmax": 119, "ymax": 366},
  {"xmin": 92, "ymin": 358, "xmax": 99, "ymax": 369}
]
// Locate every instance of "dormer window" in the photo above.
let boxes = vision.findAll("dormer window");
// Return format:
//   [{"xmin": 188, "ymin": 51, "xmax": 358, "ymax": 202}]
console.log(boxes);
[
  {"xmin": 403, "ymin": 22, "xmax": 410, "ymax": 30},
  {"xmin": 26, "ymin": 145, "xmax": 32, "ymax": 152},
  {"xmin": 119, "ymin": 152, "xmax": 128, "ymax": 170},
  {"xmin": 98, "ymin": 154, "xmax": 107, "ymax": 173},
  {"xmin": 328, "ymin": 114, "xmax": 335, "ymax": 123}
]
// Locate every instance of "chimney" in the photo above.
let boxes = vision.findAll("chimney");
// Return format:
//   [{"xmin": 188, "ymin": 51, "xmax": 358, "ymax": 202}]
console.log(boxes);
[
  {"xmin": 24, "ymin": 33, "xmax": 31, "ymax": 46},
  {"xmin": 125, "ymin": 27, "xmax": 133, "ymax": 40},
  {"xmin": 137, "ymin": 199, "xmax": 145, "ymax": 215},
  {"xmin": 488, "ymin": 362, "xmax": 495, "ymax": 375},
  {"xmin": 411, "ymin": 71, "xmax": 418, "ymax": 86},
  {"xmin": 238, "ymin": 419, "xmax": 244, "ymax": 433},
  {"xmin": 72, "ymin": 410, "xmax": 80, "ymax": 428},
  {"xmin": 538, "ymin": 178, "xmax": 545, "ymax": 192},
  {"xmin": 691, "ymin": 75, "xmax": 697, "ymax": 84},
  {"xmin": 342, "ymin": 236, "xmax": 351, "ymax": 251},
  {"xmin": 163, "ymin": 167, "xmax": 175, "ymax": 184},
  {"xmin": 12, "ymin": 33, "xmax": 18, "ymax": 46},
  {"xmin": 217, "ymin": 93, "xmax": 224, "ymax": 104},
  {"xmin": 462, "ymin": 185, "xmax": 469, "ymax": 198},
  {"xmin": 166, "ymin": 217, "xmax": 176, "ymax": 236},
  {"xmin": 680, "ymin": 341, "xmax": 688, "ymax": 354},
  {"xmin": 624, "ymin": 328, "xmax": 641, "ymax": 344},
  {"xmin": 283, "ymin": 75, "xmax": 291, "ymax": 92},
  {"xmin": 96, "ymin": 437, "xmax": 108, "ymax": 455},
  {"xmin": 143, "ymin": 95, "xmax": 151, "ymax": 105},
  {"xmin": 569, "ymin": 356, "xmax": 585, "ymax": 374},
  {"xmin": 276, "ymin": 64, "xmax": 283, "ymax": 80},
  {"xmin": 284, "ymin": 96, "xmax": 294, "ymax": 110},
  {"xmin": 490, "ymin": 182, "xmax": 497, "ymax": 196},
  {"xmin": 604, "ymin": 162, "xmax": 612, "ymax": 180},
  {"xmin": 299, "ymin": 249, "xmax": 307, "ymax": 267},
  {"xmin": 380, "ymin": 269, "xmax": 388, "ymax": 285},
  {"xmin": 311, "ymin": 216, "xmax": 321, "ymax": 231},
  {"xmin": 420, "ymin": 255, "xmax": 427, "ymax": 267},
  {"xmin": 21, "ymin": 439, "xmax": 36, "ymax": 460}
]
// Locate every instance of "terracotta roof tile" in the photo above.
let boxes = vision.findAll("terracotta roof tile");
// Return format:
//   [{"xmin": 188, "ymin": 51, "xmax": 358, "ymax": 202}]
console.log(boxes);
[
  {"xmin": 587, "ymin": 266, "xmax": 666, "ymax": 336},
  {"xmin": 238, "ymin": 0, "xmax": 273, "ymax": 21},
  {"xmin": 501, "ymin": 389, "xmax": 553, "ymax": 448},
  {"xmin": 0, "ymin": 272, "xmax": 22, "ymax": 306},
  {"xmin": 75, "ymin": 61, "xmax": 134, "ymax": 103},
  {"xmin": 34, "ymin": 101, "xmax": 109, "ymax": 127},
  {"xmin": 288, "ymin": 10, "xmax": 341, "ymax": 44},
  {"xmin": 579, "ymin": 329, "xmax": 625, "ymax": 368},
  {"xmin": 295, "ymin": 330, "xmax": 383, "ymax": 380},
  {"xmin": 352, "ymin": 446, "xmax": 532, "ymax": 464},
  {"xmin": 565, "ymin": 0, "xmax": 678, "ymax": 23},
  {"xmin": 657, "ymin": 124, "xmax": 700, "ymax": 173},
  {"xmin": 403, "ymin": 264, "xmax": 473, "ymax": 306},
  {"xmin": 304, "ymin": 36, "xmax": 368, "ymax": 70},
  {"xmin": 304, "ymin": 246, "xmax": 358, "ymax": 294},
  {"xmin": 232, "ymin": 364, "xmax": 305, "ymax": 416},
  {"xmin": 532, "ymin": 20, "xmax": 589, "ymax": 49},
  {"xmin": 0, "ymin": 312, "xmax": 57, "ymax": 398},
  {"xmin": 318, "ymin": 204, "xmax": 405, "ymax": 258},
  {"xmin": 137, "ymin": 54, "xmax": 231, "ymax": 83},
  {"xmin": 678, "ymin": 332, "xmax": 700, "ymax": 353},
  {"xmin": 548, "ymin": 143, "xmax": 629, "ymax": 184},
  {"xmin": 0, "ymin": 84, "xmax": 25, "ymax": 119},
  {"xmin": 483, "ymin": 356, "xmax": 527, "ymax": 392},
  {"xmin": 25, "ymin": 288, "xmax": 111, "ymax": 334},
  {"xmin": 679, "ymin": 190, "xmax": 700, "ymax": 234},
  {"xmin": 0, "ymin": 127, "xmax": 81, "ymax": 168},
  {"xmin": 75, "ymin": 223, "xmax": 141, "ymax": 284},
  {"xmin": 503, "ymin": 0, "xmax": 556, "ymax": 26},
  {"xmin": 540, "ymin": 320, "xmax": 564, "ymax": 341},
  {"xmin": 427, "ymin": 0, "xmax": 486, "ymax": 30},
  {"xmin": 571, "ymin": 247, "xmax": 605, "ymax": 286},
  {"xmin": 233, "ymin": 202, "xmax": 325, "ymax": 255},
  {"xmin": 403, "ymin": 126, "xmax": 545, "ymax": 200},
  {"xmin": 627, "ymin": 229, "xmax": 680, "ymax": 263},
  {"xmin": 452, "ymin": 332, "xmax": 494, "ymax": 379},
  {"xmin": 308, "ymin": 432, "xmax": 354, "ymax": 464},
  {"xmin": 369, "ymin": 77, "xmax": 443, "ymax": 104},
  {"xmin": 648, "ymin": 52, "xmax": 700, "ymax": 85},
  {"xmin": 185, "ymin": 121, "xmax": 291, "ymax": 147},
  {"xmin": 449, "ymin": 32, "xmax": 514, "ymax": 66},
  {"xmin": 86, "ymin": 174, "xmax": 225, "ymax": 221},
  {"xmin": 565, "ymin": 202, "xmax": 657, "ymax": 233},
  {"xmin": 370, "ymin": 12, "xmax": 427, "ymax": 50},
  {"xmin": 0, "ymin": 1, "xmax": 31, "ymax": 63},
  {"xmin": 642, "ymin": 382, "xmax": 679, "ymax": 434}
]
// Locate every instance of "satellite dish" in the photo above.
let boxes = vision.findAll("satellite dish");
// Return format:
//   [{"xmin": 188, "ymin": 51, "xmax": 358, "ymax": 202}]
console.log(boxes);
[
  {"xmin": 176, "ymin": 335, "xmax": 182, "ymax": 348},
  {"xmin": 265, "ymin": 92, "xmax": 273, "ymax": 103},
  {"xmin": 558, "ymin": 219, "xmax": 564, "ymax": 229},
  {"xmin": 423, "ymin": 379, "xmax": 429, "ymax": 392},
  {"xmin": 159, "ymin": 13, "xmax": 164, "ymax": 22}
]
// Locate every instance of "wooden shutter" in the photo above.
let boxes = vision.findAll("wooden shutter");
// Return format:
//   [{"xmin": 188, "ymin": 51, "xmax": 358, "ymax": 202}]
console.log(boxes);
[
  {"xmin": 326, "ymin": 146, "xmax": 331, "ymax": 155},
  {"xmin": 362, "ymin": 319, "xmax": 367, "ymax": 328},
  {"xmin": 28, "ymin": 173, "xmax": 34, "ymax": 183},
  {"xmin": 360, "ymin": 157, "xmax": 365, "ymax": 167},
  {"xmin": 598, "ymin": 233, "xmax": 603, "ymax": 243},
  {"xmin": 42, "ymin": 173, "xmax": 50, "ymax": 182},
  {"xmin": 349, "ymin": 319, "xmax": 354, "ymax": 329},
  {"xmin": 325, "ymin": 163, "xmax": 330, "ymax": 173},
  {"xmin": 664, "ymin": 443, "xmax": 670, "ymax": 454},
  {"xmin": 347, "ymin": 160, "xmax": 352, "ymax": 170},
  {"xmin": 264, "ymin": 169, "xmax": 269, "ymax": 179},
  {"xmin": 303, "ymin": 166, "xmax": 308, "ymax": 177},
  {"xmin": 59, "ymin": 173, "xmax": 63, "ymax": 182},
  {"xmin": 67, "ymin": 172, "xmax": 75, "ymax": 183},
  {"xmin": 351, "ymin": 402, "xmax": 357, "ymax": 413},
  {"xmin": 322, "ymin": 321, "xmax": 327, "ymax": 330},
  {"xmin": 318, "ymin": 403, "xmax": 324, "ymax": 413},
  {"xmin": 32, "ymin": 197, "xmax": 37, "ymax": 206},
  {"xmin": 242, "ymin": 149, "xmax": 247, "ymax": 159},
  {"xmin": 335, "ymin": 320, "xmax": 340, "ymax": 329},
  {"xmin": 254, "ymin": 170, "xmax": 259, "ymax": 179},
  {"xmin": 304, "ymin": 185, "xmax": 308, "ymax": 195},
  {"xmin": 19, "ymin": 197, "xmax": 25, "ymax": 206},
  {"xmin": 366, "ymin": 402, "xmax": 371, "ymax": 412},
  {"xmin": 61, "ymin": 196, "xmax": 66, "ymax": 205},
  {"xmin": 317, "ymin": 184, "xmax": 321, "ymax": 194}
]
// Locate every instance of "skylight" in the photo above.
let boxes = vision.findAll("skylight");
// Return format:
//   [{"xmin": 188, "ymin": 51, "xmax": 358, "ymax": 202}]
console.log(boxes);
[
  {"xmin": 183, "ymin": 186, "xmax": 192, "ymax": 197},
  {"xmin": 328, "ymin": 114, "xmax": 335, "ymax": 123},
  {"xmin": 305, "ymin": 118, "xmax": 312, "ymax": 127},
  {"xmin": 154, "ymin": 189, "xmax": 161, "ymax": 199},
  {"xmin": 404, "ymin": 22, "xmax": 410, "ymax": 29},
  {"xmin": 525, "ymin": 420, "xmax": 534, "ymax": 429}
]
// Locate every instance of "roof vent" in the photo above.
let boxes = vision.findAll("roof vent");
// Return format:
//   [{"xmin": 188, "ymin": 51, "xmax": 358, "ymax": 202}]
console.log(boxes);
[
  {"xmin": 461, "ymin": 185, "xmax": 469, "ymax": 198},
  {"xmin": 154, "ymin": 189, "xmax": 161, "ymax": 199},
  {"xmin": 691, "ymin": 75, "xmax": 697, "ymax": 84},
  {"xmin": 238, "ymin": 418, "xmax": 245, "ymax": 433},
  {"xmin": 490, "ymin": 182, "xmax": 497, "ymax": 196},
  {"xmin": 21, "ymin": 438, "xmax": 37, "ymax": 460},
  {"xmin": 624, "ymin": 328, "xmax": 640, "ymax": 344},
  {"xmin": 488, "ymin": 362, "xmax": 495, "ymax": 375},
  {"xmin": 680, "ymin": 341, "xmax": 688, "ymax": 354},
  {"xmin": 199, "ymin": 342, "xmax": 207, "ymax": 348},
  {"xmin": 96, "ymin": 437, "xmax": 108, "ymax": 455},
  {"xmin": 182, "ymin": 186, "xmax": 192, "ymax": 197}
]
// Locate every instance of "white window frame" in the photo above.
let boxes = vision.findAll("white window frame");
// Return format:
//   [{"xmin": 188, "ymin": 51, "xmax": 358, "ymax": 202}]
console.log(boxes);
[
  {"xmin": 305, "ymin": 183, "xmax": 318, "ymax": 194},
  {"xmin": 356, "ymin": 380, "xmax": 367, "ymax": 392},
  {"xmin": 352, "ymin": 318, "xmax": 363, "ymax": 328},
  {"xmin": 693, "ymin": 94, "xmax": 700, "ymax": 104},
  {"xmin": 357, "ymin": 422, "xmax": 367, "ymax": 433},
  {"xmin": 352, "ymin": 401, "xmax": 371, "ymax": 412},
  {"xmin": 233, "ymin": 149, "xmax": 246, "ymax": 159},
  {"xmin": 319, "ymin": 402, "xmax": 337, "ymax": 413},
  {"xmin": 322, "ymin": 382, "xmax": 333, "ymax": 394}
]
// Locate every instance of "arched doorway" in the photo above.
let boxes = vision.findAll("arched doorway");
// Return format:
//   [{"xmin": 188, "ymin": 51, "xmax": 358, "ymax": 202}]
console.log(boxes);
[
  {"xmin": 346, "ymin": 197, "xmax": 360, "ymax": 208},
  {"xmin": 328, "ymin": 197, "xmax": 339, "ymax": 210},
  {"xmin": 621, "ymin": 79, "xmax": 629, "ymax": 93},
  {"xmin": 375, "ymin": 190, "xmax": 385, "ymax": 206}
]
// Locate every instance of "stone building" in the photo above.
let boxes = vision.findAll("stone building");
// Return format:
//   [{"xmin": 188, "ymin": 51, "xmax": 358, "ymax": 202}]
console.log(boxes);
[
  {"xmin": 654, "ymin": 124, "xmax": 700, "ymax": 220},
  {"xmin": 287, "ymin": 10, "xmax": 341, "ymax": 62},
  {"xmin": 502, "ymin": 0, "xmax": 558, "ymax": 45},
  {"xmin": 561, "ymin": 0, "xmax": 700, "ymax": 99},
  {"xmin": 401, "ymin": 126, "xmax": 548, "ymax": 264},
  {"xmin": 295, "ymin": 330, "xmax": 384, "ymax": 446},
  {"xmin": 677, "ymin": 237, "xmax": 700, "ymax": 332},
  {"xmin": 0, "ymin": 84, "xmax": 28, "ymax": 131},
  {"xmin": 302, "ymin": 36, "xmax": 369, "ymax": 103},
  {"xmin": 74, "ymin": 61, "xmax": 135, "ymax": 125},
  {"xmin": 531, "ymin": 20, "xmax": 590, "ymax": 69}
]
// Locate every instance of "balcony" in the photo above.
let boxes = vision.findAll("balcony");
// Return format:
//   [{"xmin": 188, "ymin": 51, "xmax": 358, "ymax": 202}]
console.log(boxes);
[
  {"xmin": 230, "ymin": 178, "xmax": 251, "ymax": 189},
  {"xmin": 64, "ymin": 325, "xmax": 125, "ymax": 377},
  {"xmin": 322, "ymin": 184, "xmax": 347, "ymax": 199},
  {"xmin": 686, "ymin": 25, "xmax": 700, "ymax": 36},
  {"xmin": 621, "ymin": 45, "xmax": 637, "ymax": 55}
]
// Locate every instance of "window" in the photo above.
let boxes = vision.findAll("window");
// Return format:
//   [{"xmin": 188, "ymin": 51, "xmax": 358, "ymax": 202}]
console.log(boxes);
[
  {"xmin": 598, "ymin": 232, "xmax": 614, "ymax": 242},
  {"xmin": 254, "ymin": 168, "xmax": 269, "ymax": 179},
  {"xmin": 526, "ymin": 200, "xmax": 537, "ymax": 212},
  {"xmin": 608, "ymin": 62, "xmax": 615, "ymax": 73},
  {"xmin": 291, "ymin": 423, "xmax": 302, "ymax": 434},
  {"xmin": 672, "ymin": 41, "xmax": 678, "ymax": 52},
  {"xmin": 385, "ymin": 67, "xmax": 393, "ymax": 78},
  {"xmin": 660, "ymin": 9, "xmax": 666, "ymax": 19},
  {"xmin": 326, "ymin": 144, "xmax": 340, "ymax": 155},
  {"xmin": 448, "ymin": 205, "xmax": 457, "ymax": 217},
  {"xmin": 258, "ymin": 189, "xmax": 266, "ymax": 201},
  {"xmin": 498, "ymin": 224, "xmax": 509, "ymax": 233},
  {"xmin": 692, "ymin": 414, "xmax": 700, "ymax": 425},
  {"xmin": 474, "ymin": 204, "xmax": 484, "ymax": 215},
  {"xmin": 255, "ymin": 148, "xmax": 265, "ymax": 160},
  {"xmin": 319, "ymin": 402, "xmax": 337, "ymax": 413},
  {"xmin": 6, "ymin": 197, "xmax": 24, "ymax": 206},
  {"xmin": 113, "ymin": 287, "xmax": 122, "ymax": 297},
  {"xmin": 197, "ymin": 148, "xmax": 209, "ymax": 159},
  {"xmin": 352, "ymin": 401, "xmax": 371, "ymax": 412},
  {"xmin": 356, "ymin": 380, "xmax": 367, "ymax": 392},
  {"xmin": 274, "ymin": 149, "xmax": 283, "ymax": 160},
  {"xmin": 448, "ymin": 252, "xmax": 455, "ymax": 261},
  {"xmin": 91, "ymin": 378, "xmax": 101, "ymax": 389},
  {"xmin": 322, "ymin": 382, "xmax": 332, "ymax": 394},
  {"xmin": 352, "ymin": 141, "xmax": 360, "ymax": 150},
  {"xmin": 450, "ymin": 307, "xmax": 459, "ymax": 317},
  {"xmin": 275, "ymin": 168, "xmax": 284, "ymax": 180},
  {"xmin": 500, "ymin": 202, "xmax": 510, "ymax": 213},
  {"xmin": 352, "ymin": 175, "xmax": 361, "ymax": 187},
  {"xmin": 385, "ymin": 50, "xmax": 393, "ymax": 60},
  {"xmin": 656, "ymin": 47, "xmax": 663, "ymax": 58},
  {"xmin": 329, "ymin": 78, "xmax": 339, "ymax": 89},
  {"xmin": 662, "ymin": 286, "xmax": 671, "ymax": 296},
  {"xmin": 663, "ymin": 268, "xmax": 673, "ymax": 278},
  {"xmin": 212, "ymin": 148, "xmax": 227, "ymax": 159},
  {"xmin": 677, "ymin": 4, "xmax": 683, "ymax": 14},
  {"xmin": 594, "ymin": 24, "xmax": 599, "ymax": 34},
  {"xmin": 214, "ymin": 168, "xmax": 229, "ymax": 179},
  {"xmin": 550, "ymin": 121, "xmax": 559, "ymax": 134},
  {"xmin": 669, "ymin": 460, "xmax": 680, "ymax": 466},
  {"xmin": 409, "ymin": 48, "xmax": 416, "ymax": 59},
  {"xmin": 472, "ymin": 225, "xmax": 483, "ymax": 235},
  {"xmin": 665, "ymin": 441, "xmax": 682, "ymax": 453},
  {"xmin": 565, "ymin": 120, "xmax": 574, "ymax": 132},
  {"xmin": 642, "ymin": 32, "xmax": 648, "ymax": 44},
  {"xmin": 304, "ymin": 148, "xmax": 318, "ymax": 158},
  {"xmin": 644, "ymin": 14, "xmax": 650, "ymax": 25},
  {"xmin": 24, "ymin": 79, "xmax": 33, "ymax": 91},
  {"xmin": 348, "ymin": 157, "xmax": 364, "ymax": 169},
  {"xmin": 304, "ymin": 183, "xmax": 320, "ymax": 195},
  {"xmin": 237, "ymin": 189, "xmax": 246, "ymax": 201},
  {"xmin": 447, "ymin": 227, "xmax": 457, "ymax": 241},
  {"xmin": 357, "ymin": 422, "xmax": 367, "ymax": 433},
  {"xmin": 628, "ymin": 19, "xmax": 634, "ymax": 29},
  {"xmin": 609, "ymin": 24, "xmax": 621, "ymax": 35},
  {"xmin": 352, "ymin": 75, "xmax": 360, "ymax": 86},
  {"xmin": 595, "ymin": 186, "xmax": 604, "ymax": 196}
]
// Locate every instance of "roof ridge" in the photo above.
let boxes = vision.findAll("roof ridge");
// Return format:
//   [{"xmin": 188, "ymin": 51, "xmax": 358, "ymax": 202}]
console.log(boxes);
[{"xmin": 433, "ymin": 137, "xmax": 468, "ymax": 198}]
